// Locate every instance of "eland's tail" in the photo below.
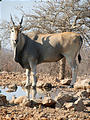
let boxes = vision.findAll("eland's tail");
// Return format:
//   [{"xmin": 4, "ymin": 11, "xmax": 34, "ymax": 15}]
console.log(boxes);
[{"xmin": 78, "ymin": 36, "xmax": 83, "ymax": 63}]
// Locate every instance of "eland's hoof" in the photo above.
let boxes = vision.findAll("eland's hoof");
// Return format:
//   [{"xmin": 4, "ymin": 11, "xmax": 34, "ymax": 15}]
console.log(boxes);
[{"xmin": 68, "ymin": 85, "xmax": 74, "ymax": 88}]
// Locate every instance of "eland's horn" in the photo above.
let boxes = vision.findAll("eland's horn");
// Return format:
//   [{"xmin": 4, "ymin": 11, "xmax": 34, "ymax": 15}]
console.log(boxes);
[
  {"xmin": 10, "ymin": 14, "xmax": 15, "ymax": 26},
  {"xmin": 19, "ymin": 16, "xmax": 23, "ymax": 27}
]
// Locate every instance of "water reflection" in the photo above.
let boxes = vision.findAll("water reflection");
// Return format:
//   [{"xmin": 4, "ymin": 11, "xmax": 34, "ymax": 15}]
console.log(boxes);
[
  {"xmin": 0, "ymin": 85, "xmax": 59, "ymax": 101},
  {"xmin": 23, "ymin": 86, "xmax": 50, "ymax": 100},
  {"xmin": 25, "ymin": 87, "xmax": 37, "ymax": 100}
]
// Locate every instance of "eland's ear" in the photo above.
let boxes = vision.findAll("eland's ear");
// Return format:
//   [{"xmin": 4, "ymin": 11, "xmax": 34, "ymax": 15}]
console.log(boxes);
[
  {"xmin": 20, "ymin": 26, "xmax": 25, "ymax": 31},
  {"xmin": 17, "ymin": 25, "xmax": 24, "ymax": 32},
  {"xmin": 10, "ymin": 14, "xmax": 15, "ymax": 26}
]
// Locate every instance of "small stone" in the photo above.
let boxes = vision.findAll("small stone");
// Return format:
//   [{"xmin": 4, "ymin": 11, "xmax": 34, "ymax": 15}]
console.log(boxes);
[
  {"xmin": 14, "ymin": 96, "xmax": 26, "ymax": 104},
  {"xmin": 81, "ymin": 90, "xmax": 90, "ymax": 98},
  {"xmin": 64, "ymin": 102, "xmax": 74, "ymax": 109},
  {"xmin": 20, "ymin": 99, "xmax": 31, "ymax": 107},
  {"xmin": 21, "ymin": 81, "xmax": 26, "ymax": 86},
  {"xmin": 18, "ymin": 114, "xmax": 23, "ymax": 118},
  {"xmin": 74, "ymin": 98, "xmax": 86, "ymax": 111},
  {"xmin": 6, "ymin": 89, "xmax": 16, "ymax": 92},
  {"xmin": 55, "ymin": 93, "xmax": 74, "ymax": 106},
  {"xmin": 87, "ymin": 88, "xmax": 90, "ymax": 93},
  {"xmin": 44, "ymin": 83, "xmax": 52, "ymax": 91},
  {"xmin": 9, "ymin": 96, "xmax": 16, "ymax": 104},
  {"xmin": 74, "ymin": 79, "xmax": 90, "ymax": 90},
  {"xmin": 41, "ymin": 117, "xmax": 48, "ymax": 120},
  {"xmin": 55, "ymin": 102, "xmax": 62, "ymax": 108},
  {"xmin": 75, "ymin": 90, "xmax": 90, "ymax": 98},
  {"xmin": 5, "ymin": 114, "xmax": 11, "ymax": 119},
  {"xmin": 36, "ymin": 81, "xmax": 44, "ymax": 88},
  {"xmin": 8, "ymin": 84, "xmax": 17, "ymax": 89},
  {"xmin": 83, "ymin": 99, "xmax": 90, "ymax": 107},
  {"xmin": 61, "ymin": 79, "xmax": 71, "ymax": 85},
  {"xmin": 55, "ymin": 78, "xmax": 60, "ymax": 83},
  {"xmin": 42, "ymin": 97, "xmax": 56, "ymax": 107},
  {"xmin": 0, "ymin": 94, "xmax": 8, "ymax": 106}
]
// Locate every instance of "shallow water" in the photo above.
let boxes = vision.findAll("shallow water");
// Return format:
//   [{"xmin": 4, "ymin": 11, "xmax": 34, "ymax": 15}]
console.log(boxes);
[
  {"xmin": 0, "ymin": 86, "xmax": 26, "ymax": 100},
  {"xmin": 0, "ymin": 86, "xmax": 61, "ymax": 101}
]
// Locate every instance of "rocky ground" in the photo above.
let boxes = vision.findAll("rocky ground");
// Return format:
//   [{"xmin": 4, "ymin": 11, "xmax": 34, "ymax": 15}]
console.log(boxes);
[{"xmin": 0, "ymin": 71, "xmax": 90, "ymax": 120}]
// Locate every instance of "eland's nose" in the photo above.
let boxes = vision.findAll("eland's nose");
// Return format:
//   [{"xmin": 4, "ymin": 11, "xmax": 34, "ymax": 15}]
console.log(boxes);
[{"xmin": 14, "ymin": 39, "xmax": 18, "ymax": 43}]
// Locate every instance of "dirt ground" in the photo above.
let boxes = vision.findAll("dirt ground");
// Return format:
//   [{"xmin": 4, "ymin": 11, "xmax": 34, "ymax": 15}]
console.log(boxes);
[{"xmin": 0, "ymin": 71, "xmax": 90, "ymax": 120}]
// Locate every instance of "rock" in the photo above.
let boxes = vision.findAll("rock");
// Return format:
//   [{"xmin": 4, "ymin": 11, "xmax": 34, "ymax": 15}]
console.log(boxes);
[
  {"xmin": 60, "ymin": 79, "xmax": 71, "ymax": 85},
  {"xmin": 44, "ymin": 83, "xmax": 52, "ymax": 89},
  {"xmin": 9, "ymin": 96, "xmax": 16, "ymax": 104},
  {"xmin": 1, "ymin": 71, "xmax": 8, "ymax": 74},
  {"xmin": 33, "ymin": 99, "xmax": 42, "ymax": 105},
  {"xmin": 6, "ymin": 84, "xmax": 17, "ymax": 92},
  {"xmin": 20, "ymin": 98, "xmax": 43, "ymax": 107},
  {"xmin": 5, "ymin": 114, "xmax": 11, "ymax": 119},
  {"xmin": 42, "ymin": 97, "xmax": 56, "ymax": 107},
  {"xmin": 44, "ymin": 83, "xmax": 52, "ymax": 91},
  {"xmin": 55, "ymin": 93, "xmax": 74, "ymax": 106},
  {"xmin": 36, "ymin": 81, "xmax": 44, "ymax": 88},
  {"xmin": 80, "ymin": 90, "xmax": 90, "ymax": 98},
  {"xmin": 83, "ymin": 99, "xmax": 90, "ymax": 107},
  {"xmin": 6, "ymin": 89, "xmax": 16, "ymax": 92},
  {"xmin": 20, "ymin": 99, "xmax": 31, "ymax": 107},
  {"xmin": 21, "ymin": 81, "xmax": 26, "ymax": 86},
  {"xmin": 74, "ymin": 79, "xmax": 90, "ymax": 90},
  {"xmin": 75, "ymin": 90, "xmax": 90, "ymax": 98},
  {"xmin": 64, "ymin": 102, "xmax": 74, "ymax": 109},
  {"xmin": 87, "ymin": 88, "xmax": 90, "ymax": 93},
  {"xmin": 8, "ymin": 84, "xmax": 17, "ymax": 89},
  {"xmin": 55, "ymin": 102, "xmax": 62, "ymax": 108},
  {"xmin": 14, "ymin": 96, "xmax": 26, "ymax": 104},
  {"xmin": 41, "ymin": 118, "xmax": 48, "ymax": 120},
  {"xmin": 36, "ymin": 81, "xmax": 53, "ymax": 90},
  {"xmin": 0, "ymin": 94, "xmax": 8, "ymax": 106},
  {"xmin": 55, "ymin": 78, "xmax": 60, "ymax": 83},
  {"xmin": 74, "ymin": 98, "xmax": 86, "ymax": 111}
]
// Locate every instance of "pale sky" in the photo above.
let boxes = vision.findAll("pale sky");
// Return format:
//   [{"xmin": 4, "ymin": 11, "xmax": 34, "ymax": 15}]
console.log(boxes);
[
  {"xmin": 0, "ymin": 0, "xmax": 86, "ymax": 22},
  {"xmin": 0, "ymin": 0, "xmax": 50, "ymax": 22},
  {"xmin": 0, "ymin": 0, "xmax": 36, "ymax": 22}
]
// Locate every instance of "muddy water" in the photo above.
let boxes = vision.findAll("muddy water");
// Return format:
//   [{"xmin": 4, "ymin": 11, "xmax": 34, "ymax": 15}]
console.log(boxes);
[{"xmin": 0, "ymin": 86, "xmax": 61, "ymax": 101}]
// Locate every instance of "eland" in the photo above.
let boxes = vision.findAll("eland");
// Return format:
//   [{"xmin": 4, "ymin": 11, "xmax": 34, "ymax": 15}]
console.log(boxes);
[{"xmin": 10, "ymin": 16, "xmax": 83, "ymax": 88}]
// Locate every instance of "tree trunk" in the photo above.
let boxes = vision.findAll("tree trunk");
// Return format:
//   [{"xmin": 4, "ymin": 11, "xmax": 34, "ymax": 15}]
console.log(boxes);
[{"xmin": 59, "ymin": 57, "xmax": 66, "ymax": 79}]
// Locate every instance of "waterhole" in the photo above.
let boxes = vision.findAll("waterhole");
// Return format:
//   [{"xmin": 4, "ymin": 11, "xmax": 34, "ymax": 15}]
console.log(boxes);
[{"xmin": 0, "ymin": 86, "xmax": 61, "ymax": 100}]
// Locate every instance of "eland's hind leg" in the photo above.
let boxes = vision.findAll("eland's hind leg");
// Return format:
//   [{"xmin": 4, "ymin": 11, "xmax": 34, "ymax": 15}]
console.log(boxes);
[
  {"xmin": 63, "ymin": 55, "xmax": 78, "ymax": 88},
  {"xmin": 70, "ymin": 60, "xmax": 78, "ymax": 87}
]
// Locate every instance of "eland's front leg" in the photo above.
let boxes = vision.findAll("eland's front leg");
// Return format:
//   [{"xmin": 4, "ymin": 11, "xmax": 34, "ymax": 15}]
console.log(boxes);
[
  {"xmin": 30, "ymin": 63, "xmax": 37, "ymax": 87},
  {"xmin": 25, "ymin": 69, "xmax": 31, "ymax": 88}
]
